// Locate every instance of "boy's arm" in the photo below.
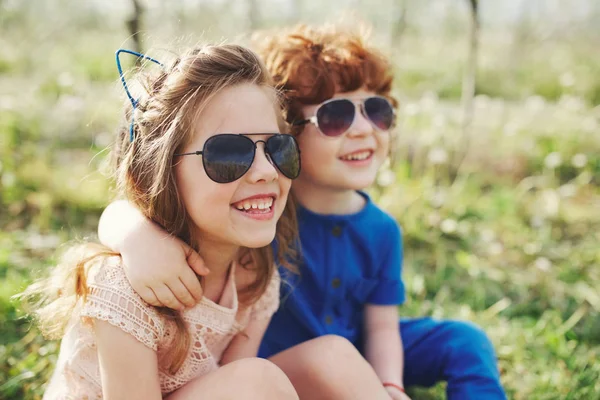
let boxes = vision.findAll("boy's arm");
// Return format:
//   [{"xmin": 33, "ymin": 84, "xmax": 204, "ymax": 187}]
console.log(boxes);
[
  {"xmin": 95, "ymin": 320, "xmax": 162, "ymax": 400},
  {"xmin": 98, "ymin": 200, "xmax": 209, "ymax": 310},
  {"xmin": 363, "ymin": 219, "xmax": 409, "ymax": 399},
  {"xmin": 364, "ymin": 305, "xmax": 410, "ymax": 400}
]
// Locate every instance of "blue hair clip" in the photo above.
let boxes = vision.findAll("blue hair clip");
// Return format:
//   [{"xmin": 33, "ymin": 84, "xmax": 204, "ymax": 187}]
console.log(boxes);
[{"xmin": 115, "ymin": 49, "xmax": 164, "ymax": 142}]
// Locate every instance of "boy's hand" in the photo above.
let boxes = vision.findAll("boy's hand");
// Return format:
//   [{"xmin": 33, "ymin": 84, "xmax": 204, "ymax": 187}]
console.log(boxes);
[{"xmin": 121, "ymin": 223, "xmax": 209, "ymax": 311}]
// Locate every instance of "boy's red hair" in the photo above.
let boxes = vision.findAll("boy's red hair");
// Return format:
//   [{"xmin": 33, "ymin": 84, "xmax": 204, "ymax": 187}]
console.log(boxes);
[{"xmin": 253, "ymin": 23, "xmax": 397, "ymax": 129}]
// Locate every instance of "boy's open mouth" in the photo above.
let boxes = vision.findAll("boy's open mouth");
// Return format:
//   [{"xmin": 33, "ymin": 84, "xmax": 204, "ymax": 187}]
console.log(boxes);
[{"xmin": 339, "ymin": 149, "xmax": 374, "ymax": 162}]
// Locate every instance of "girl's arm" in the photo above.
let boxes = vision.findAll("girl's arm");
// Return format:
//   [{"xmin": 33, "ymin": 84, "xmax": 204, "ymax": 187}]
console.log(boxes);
[
  {"xmin": 364, "ymin": 304, "xmax": 411, "ymax": 400},
  {"xmin": 219, "ymin": 317, "xmax": 271, "ymax": 365},
  {"xmin": 98, "ymin": 200, "xmax": 209, "ymax": 309},
  {"xmin": 95, "ymin": 320, "xmax": 162, "ymax": 400}
]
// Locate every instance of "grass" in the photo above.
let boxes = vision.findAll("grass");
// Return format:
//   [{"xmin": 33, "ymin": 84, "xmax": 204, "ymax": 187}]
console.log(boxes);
[{"xmin": 1, "ymin": 1, "xmax": 599, "ymax": 399}]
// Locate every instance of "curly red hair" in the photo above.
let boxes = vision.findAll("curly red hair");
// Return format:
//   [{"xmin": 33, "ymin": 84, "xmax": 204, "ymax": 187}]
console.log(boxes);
[{"xmin": 253, "ymin": 23, "xmax": 397, "ymax": 130}]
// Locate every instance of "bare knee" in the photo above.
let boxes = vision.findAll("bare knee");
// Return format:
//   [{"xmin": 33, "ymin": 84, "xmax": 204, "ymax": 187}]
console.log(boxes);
[
  {"xmin": 305, "ymin": 335, "xmax": 373, "ymax": 381},
  {"xmin": 311, "ymin": 335, "xmax": 363, "ymax": 365}
]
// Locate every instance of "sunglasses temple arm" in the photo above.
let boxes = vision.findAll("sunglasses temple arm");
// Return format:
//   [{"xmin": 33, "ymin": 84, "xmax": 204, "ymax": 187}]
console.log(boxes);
[{"xmin": 291, "ymin": 119, "xmax": 310, "ymax": 127}]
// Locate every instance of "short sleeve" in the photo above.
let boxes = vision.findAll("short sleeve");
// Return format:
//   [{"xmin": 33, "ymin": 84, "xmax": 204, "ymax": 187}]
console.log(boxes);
[
  {"xmin": 80, "ymin": 257, "xmax": 164, "ymax": 351},
  {"xmin": 250, "ymin": 268, "xmax": 281, "ymax": 321},
  {"xmin": 367, "ymin": 219, "xmax": 406, "ymax": 305}
]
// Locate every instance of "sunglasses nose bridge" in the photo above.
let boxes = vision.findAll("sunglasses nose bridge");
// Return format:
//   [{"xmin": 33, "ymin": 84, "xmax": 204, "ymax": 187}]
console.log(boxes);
[
  {"xmin": 246, "ymin": 139, "xmax": 278, "ymax": 182},
  {"xmin": 347, "ymin": 102, "xmax": 374, "ymax": 136}
]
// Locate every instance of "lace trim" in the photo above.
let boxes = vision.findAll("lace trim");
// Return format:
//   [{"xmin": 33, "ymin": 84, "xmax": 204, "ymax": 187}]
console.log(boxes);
[{"xmin": 80, "ymin": 259, "xmax": 164, "ymax": 351}]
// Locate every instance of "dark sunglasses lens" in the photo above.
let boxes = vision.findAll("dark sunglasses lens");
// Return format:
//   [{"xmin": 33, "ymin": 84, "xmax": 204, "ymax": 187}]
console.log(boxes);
[
  {"xmin": 364, "ymin": 97, "xmax": 394, "ymax": 130},
  {"xmin": 203, "ymin": 135, "xmax": 255, "ymax": 183},
  {"xmin": 266, "ymin": 135, "xmax": 301, "ymax": 179},
  {"xmin": 316, "ymin": 99, "xmax": 355, "ymax": 137}
]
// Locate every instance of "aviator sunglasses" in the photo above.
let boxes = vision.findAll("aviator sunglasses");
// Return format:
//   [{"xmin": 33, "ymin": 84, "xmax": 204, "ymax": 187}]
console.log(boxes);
[
  {"xmin": 293, "ymin": 95, "xmax": 396, "ymax": 137},
  {"xmin": 175, "ymin": 133, "xmax": 301, "ymax": 184}
]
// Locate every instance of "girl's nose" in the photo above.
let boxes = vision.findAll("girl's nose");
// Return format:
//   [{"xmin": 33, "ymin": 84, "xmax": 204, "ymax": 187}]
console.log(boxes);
[{"xmin": 245, "ymin": 143, "xmax": 278, "ymax": 183}]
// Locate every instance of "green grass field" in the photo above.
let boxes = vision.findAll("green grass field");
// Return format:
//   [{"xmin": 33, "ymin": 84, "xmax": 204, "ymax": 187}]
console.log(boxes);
[{"xmin": 1, "ymin": 2, "xmax": 599, "ymax": 399}]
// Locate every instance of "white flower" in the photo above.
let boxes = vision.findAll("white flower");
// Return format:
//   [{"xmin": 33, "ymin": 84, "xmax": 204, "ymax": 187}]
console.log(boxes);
[
  {"xmin": 571, "ymin": 153, "xmax": 588, "ymax": 168},
  {"xmin": 376, "ymin": 169, "xmax": 396, "ymax": 187},
  {"xmin": 428, "ymin": 147, "xmax": 448, "ymax": 165},
  {"xmin": 428, "ymin": 212, "xmax": 441, "ymax": 227},
  {"xmin": 559, "ymin": 72, "xmax": 575, "ymax": 87},
  {"xmin": 475, "ymin": 95, "xmax": 490, "ymax": 109},
  {"xmin": 403, "ymin": 103, "xmax": 420, "ymax": 116},
  {"xmin": 488, "ymin": 242, "xmax": 504, "ymax": 256},
  {"xmin": 503, "ymin": 122, "xmax": 519, "ymax": 137},
  {"xmin": 480, "ymin": 229, "xmax": 496, "ymax": 243},
  {"xmin": 525, "ymin": 95, "xmax": 546, "ymax": 112},
  {"xmin": 544, "ymin": 152, "xmax": 562, "ymax": 169},
  {"xmin": 582, "ymin": 117, "xmax": 598, "ymax": 133},
  {"xmin": 2, "ymin": 172, "xmax": 16, "ymax": 187},
  {"xmin": 558, "ymin": 184, "xmax": 577, "ymax": 198},
  {"xmin": 523, "ymin": 242, "xmax": 540, "ymax": 255},
  {"xmin": 540, "ymin": 189, "xmax": 560, "ymax": 217},
  {"xmin": 534, "ymin": 257, "xmax": 552, "ymax": 272},
  {"xmin": 58, "ymin": 72, "xmax": 74, "ymax": 88},
  {"xmin": 420, "ymin": 91, "xmax": 438, "ymax": 111},
  {"xmin": 440, "ymin": 219, "xmax": 458, "ymax": 234}
]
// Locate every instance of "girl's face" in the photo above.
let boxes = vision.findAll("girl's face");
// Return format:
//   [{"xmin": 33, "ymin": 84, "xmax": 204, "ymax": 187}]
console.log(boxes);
[
  {"xmin": 175, "ymin": 83, "xmax": 292, "ymax": 250},
  {"xmin": 295, "ymin": 88, "xmax": 391, "ymax": 192}
]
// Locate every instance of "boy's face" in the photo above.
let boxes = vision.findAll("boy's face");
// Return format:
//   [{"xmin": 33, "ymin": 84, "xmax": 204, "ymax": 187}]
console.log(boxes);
[{"xmin": 294, "ymin": 88, "xmax": 391, "ymax": 191}]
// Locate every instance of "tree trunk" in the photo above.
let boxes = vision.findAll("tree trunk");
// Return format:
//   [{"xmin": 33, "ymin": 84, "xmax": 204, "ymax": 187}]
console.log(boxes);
[
  {"xmin": 452, "ymin": 0, "xmax": 480, "ymax": 181},
  {"xmin": 391, "ymin": 0, "xmax": 408, "ymax": 48},
  {"xmin": 127, "ymin": 0, "xmax": 144, "ymax": 59},
  {"xmin": 247, "ymin": 0, "xmax": 259, "ymax": 31}
]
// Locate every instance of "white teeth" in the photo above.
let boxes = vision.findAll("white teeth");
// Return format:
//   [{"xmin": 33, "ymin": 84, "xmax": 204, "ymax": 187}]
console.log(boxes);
[
  {"xmin": 342, "ymin": 151, "xmax": 371, "ymax": 161},
  {"xmin": 234, "ymin": 197, "xmax": 274, "ymax": 211}
]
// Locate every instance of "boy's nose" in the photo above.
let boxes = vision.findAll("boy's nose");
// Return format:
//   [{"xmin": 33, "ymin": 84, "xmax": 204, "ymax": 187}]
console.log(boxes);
[{"xmin": 346, "ymin": 105, "xmax": 374, "ymax": 137}]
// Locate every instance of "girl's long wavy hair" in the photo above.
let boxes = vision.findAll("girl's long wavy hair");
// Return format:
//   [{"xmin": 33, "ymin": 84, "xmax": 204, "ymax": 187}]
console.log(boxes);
[{"xmin": 19, "ymin": 44, "xmax": 298, "ymax": 374}]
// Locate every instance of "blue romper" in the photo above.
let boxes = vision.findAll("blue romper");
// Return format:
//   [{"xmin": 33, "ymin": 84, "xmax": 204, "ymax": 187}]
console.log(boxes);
[{"xmin": 259, "ymin": 192, "xmax": 506, "ymax": 399}]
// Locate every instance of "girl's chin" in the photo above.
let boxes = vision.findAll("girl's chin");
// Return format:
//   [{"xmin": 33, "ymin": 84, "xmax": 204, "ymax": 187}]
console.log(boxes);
[{"xmin": 236, "ymin": 229, "xmax": 276, "ymax": 249}]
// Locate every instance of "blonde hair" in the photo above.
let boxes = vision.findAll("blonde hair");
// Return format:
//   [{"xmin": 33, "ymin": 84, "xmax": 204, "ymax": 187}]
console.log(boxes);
[{"xmin": 20, "ymin": 44, "xmax": 298, "ymax": 374}]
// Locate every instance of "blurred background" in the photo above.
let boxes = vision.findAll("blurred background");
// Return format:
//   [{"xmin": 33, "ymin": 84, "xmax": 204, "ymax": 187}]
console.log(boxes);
[{"xmin": 1, "ymin": 0, "xmax": 599, "ymax": 398}]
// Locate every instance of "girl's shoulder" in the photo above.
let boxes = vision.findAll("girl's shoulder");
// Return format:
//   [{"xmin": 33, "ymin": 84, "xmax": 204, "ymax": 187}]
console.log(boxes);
[{"xmin": 82, "ymin": 255, "xmax": 166, "ymax": 350}]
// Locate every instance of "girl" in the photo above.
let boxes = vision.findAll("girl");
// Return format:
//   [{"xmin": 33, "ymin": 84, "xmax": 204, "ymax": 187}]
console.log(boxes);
[{"xmin": 20, "ymin": 44, "xmax": 303, "ymax": 399}]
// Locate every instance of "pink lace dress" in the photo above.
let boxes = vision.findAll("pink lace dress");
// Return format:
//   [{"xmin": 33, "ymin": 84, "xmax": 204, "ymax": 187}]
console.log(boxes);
[{"xmin": 43, "ymin": 256, "xmax": 280, "ymax": 399}]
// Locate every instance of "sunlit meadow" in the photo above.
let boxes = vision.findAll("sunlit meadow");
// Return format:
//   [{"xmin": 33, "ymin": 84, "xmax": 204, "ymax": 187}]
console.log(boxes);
[{"xmin": 1, "ymin": 1, "xmax": 599, "ymax": 399}]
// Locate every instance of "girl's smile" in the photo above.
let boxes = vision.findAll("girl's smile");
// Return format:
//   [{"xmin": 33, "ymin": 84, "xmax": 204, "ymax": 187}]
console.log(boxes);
[{"xmin": 231, "ymin": 193, "xmax": 278, "ymax": 221}]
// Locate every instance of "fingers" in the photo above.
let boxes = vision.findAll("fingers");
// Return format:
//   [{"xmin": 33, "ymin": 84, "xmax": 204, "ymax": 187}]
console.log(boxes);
[
  {"xmin": 137, "ymin": 286, "xmax": 161, "ymax": 307},
  {"xmin": 166, "ymin": 277, "xmax": 198, "ymax": 309},
  {"xmin": 153, "ymin": 284, "xmax": 185, "ymax": 311},
  {"xmin": 178, "ymin": 269, "xmax": 204, "ymax": 303},
  {"xmin": 184, "ymin": 244, "xmax": 210, "ymax": 276}
]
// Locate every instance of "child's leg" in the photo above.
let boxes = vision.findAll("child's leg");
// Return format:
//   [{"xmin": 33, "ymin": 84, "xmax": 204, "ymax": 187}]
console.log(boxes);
[
  {"xmin": 269, "ymin": 335, "xmax": 391, "ymax": 400},
  {"xmin": 167, "ymin": 357, "xmax": 298, "ymax": 400},
  {"xmin": 400, "ymin": 317, "xmax": 506, "ymax": 400}
]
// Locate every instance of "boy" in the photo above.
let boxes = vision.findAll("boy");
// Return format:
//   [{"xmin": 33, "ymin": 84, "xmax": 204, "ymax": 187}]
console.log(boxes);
[{"xmin": 99, "ymin": 24, "xmax": 506, "ymax": 399}]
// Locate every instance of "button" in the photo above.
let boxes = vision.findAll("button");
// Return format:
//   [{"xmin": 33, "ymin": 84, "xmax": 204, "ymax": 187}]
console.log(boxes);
[
  {"xmin": 331, "ymin": 278, "xmax": 341, "ymax": 289},
  {"xmin": 325, "ymin": 315, "xmax": 333, "ymax": 325},
  {"xmin": 331, "ymin": 225, "xmax": 342, "ymax": 237}
]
